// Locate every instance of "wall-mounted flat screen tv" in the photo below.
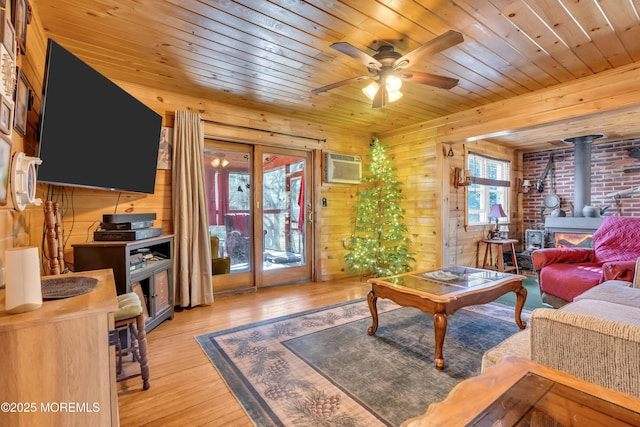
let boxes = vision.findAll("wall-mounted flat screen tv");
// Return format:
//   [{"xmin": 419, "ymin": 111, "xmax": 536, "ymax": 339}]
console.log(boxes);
[{"xmin": 37, "ymin": 39, "xmax": 162, "ymax": 194}]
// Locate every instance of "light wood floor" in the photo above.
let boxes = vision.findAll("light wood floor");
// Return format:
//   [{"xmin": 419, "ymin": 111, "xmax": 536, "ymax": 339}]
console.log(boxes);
[{"xmin": 116, "ymin": 278, "xmax": 371, "ymax": 426}]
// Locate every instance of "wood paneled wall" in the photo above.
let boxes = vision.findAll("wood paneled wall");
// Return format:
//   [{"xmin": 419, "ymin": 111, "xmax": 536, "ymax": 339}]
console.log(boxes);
[
  {"xmin": 0, "ymin": 1, "xmax": 372, "ymax": 282},
  {"xmin": 377, "ymin": 128, "xmax": 523, "ymax": 271}
]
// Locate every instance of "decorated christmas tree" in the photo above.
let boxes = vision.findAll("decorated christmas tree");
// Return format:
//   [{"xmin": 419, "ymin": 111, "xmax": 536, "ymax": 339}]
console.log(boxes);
[{"xmin": 345, "ymin": 136, "xmax": 415, "ymax": 277}]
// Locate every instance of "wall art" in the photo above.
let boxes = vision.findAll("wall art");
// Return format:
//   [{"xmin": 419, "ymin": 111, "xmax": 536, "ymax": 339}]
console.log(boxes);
[
  {"xmin": 0, "ymin": 133, "xmax": 11, "ymax": 204},
  {"xmin": 11, "ymin": 0, "xmax": 29, "ymax": 54},
  {"xmin": 13, "ymin": 67, "xmax": 29, "ymax": 136},
  {"xmin": 0, "ymin": 93, "xmax": 13, "ymax": 134}
]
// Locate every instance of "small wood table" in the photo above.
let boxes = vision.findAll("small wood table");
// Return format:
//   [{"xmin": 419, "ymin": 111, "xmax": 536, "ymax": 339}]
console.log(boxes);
[
  {"xmin": 367, "ymin": 266, "xmax": 526, "ymax": 370},
  {"xmin": 402, "ymin": 355, "xmax": 640, "ymax": 426},
  {"xmin": 481, "ymin": 238, "xmax": 519, "ymax": 274}
]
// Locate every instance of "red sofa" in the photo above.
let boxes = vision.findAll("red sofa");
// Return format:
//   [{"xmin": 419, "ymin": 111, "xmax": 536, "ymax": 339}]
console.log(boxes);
[{"xmin": 532, "ymin": 216, "xmax": 640, "ymax": 307}]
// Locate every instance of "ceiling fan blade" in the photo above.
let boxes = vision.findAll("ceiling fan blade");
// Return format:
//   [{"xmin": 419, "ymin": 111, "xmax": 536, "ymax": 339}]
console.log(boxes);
[
  {"xmin": 393, "ymin": 30, "xmax": 463, "ymax": 70},
  {"xmin": 372, "ymin": 88, "xmax": 384, "ymax": 108},
  {"xmin": 311, "ymin": 76, "xmax": 371, "ymax": 95},
  {"xmin": 371, "ymin": 75, "xmax": 385, "ymax": 108},
  {"xmin": 330, "ymin": 42, "xmax": 382, "ymax": 69},
  {"xmin": 401, "ymin": 71, "xmax": 459, "ymax": 89}
]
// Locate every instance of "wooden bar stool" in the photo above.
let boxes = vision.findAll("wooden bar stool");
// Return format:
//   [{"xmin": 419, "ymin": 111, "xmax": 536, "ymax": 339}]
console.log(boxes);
[
  {"xmin": 480, "ymin": 239, "xmax": 520, "ymax": 274},
  {"xmin": 115, "ymin": 292, "xmax": 150, "ymax": 390}
]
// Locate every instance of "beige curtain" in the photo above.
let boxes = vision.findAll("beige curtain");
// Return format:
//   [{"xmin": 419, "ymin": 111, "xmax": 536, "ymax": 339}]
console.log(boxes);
[{"xmin": 172, "ymin": 111, "xmax": 213, "ymax": 307}]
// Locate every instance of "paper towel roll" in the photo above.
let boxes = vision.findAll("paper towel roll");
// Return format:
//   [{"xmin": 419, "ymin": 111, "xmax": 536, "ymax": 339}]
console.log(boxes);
[{"xmin": 5, "ymin": 247, "xmax": 43, "ymax": 314}]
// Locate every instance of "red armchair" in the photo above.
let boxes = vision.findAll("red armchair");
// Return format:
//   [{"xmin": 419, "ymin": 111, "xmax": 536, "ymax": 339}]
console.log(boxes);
[{"xmin": 532, "ymin": 216, "xmax": 640, "ymax": 307}]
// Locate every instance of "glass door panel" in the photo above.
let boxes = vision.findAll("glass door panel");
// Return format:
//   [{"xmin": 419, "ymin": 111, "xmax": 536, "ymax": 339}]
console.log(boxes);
[
  {"xmin": 204, "ymin": 141, "xmax": 254, "ymax": 292},
  {"xmin": 256, "ymin": 146, "xmax": 312, "ymax": 287},
  {"xmin": 204, "ymin": 142, "xmax": 313, "ymax": 291}
]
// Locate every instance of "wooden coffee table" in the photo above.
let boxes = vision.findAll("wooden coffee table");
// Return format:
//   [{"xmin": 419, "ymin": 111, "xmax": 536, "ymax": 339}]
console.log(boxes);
[
  {"xmin": 402, "ymin": 355, "xmax": 640, "ymax": 426},
  {"xmin": 367, "ymin": 266, "xmax": 526, "ymax": 370}
]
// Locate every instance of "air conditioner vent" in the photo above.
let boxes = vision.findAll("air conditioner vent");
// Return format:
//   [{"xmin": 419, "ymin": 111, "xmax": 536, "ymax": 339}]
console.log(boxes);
[{"xmin": 324, "ymin": 152, "xmax": 362, "ymax": 184}]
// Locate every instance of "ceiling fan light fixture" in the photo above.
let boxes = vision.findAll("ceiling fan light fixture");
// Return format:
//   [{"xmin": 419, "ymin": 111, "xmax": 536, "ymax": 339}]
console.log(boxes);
[
  {"xmin": 386, "ymin": 75, "xmax": 402, "ymax": 92},
  {"xmin": 210, "ymin": 155, "xmax": 229, "ymax": 168},
  {"xmin": 362, "ymin": 81, "xmax": 379, "ymax": 100},
  {"xmin": 387, "ymin": 89, "xmax": 403, "ymax": 102}
]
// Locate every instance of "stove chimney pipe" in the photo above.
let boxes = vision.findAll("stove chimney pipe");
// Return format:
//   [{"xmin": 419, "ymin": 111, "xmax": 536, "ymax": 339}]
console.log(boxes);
[{"xmin": 560, "ymin": 134, "xmax": 605, "ymax": 217}]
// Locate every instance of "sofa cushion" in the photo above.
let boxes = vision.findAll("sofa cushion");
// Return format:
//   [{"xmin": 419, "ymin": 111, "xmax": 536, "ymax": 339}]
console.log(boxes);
[
  {"xmin": 560, "ymin": 299, "xmax": 640, "ymax": 326},
  {"xmin": 480, "ymin": 329, "xmax": 530, "ymax": 373},
  {"xmin": 538, "ymin": 262, "xmax": 602, "ymax": 302},
  {"xmin": 574, "ymin": 280, "xmax": 640, "ymax": 308}
]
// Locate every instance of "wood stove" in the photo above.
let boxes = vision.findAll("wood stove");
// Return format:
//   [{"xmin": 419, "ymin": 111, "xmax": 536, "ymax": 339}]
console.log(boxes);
[
  {"xmin": 540, "ymin": 134, "xmax": 607, "ymax": 248},
  {"xmin": 544, "ymin": 217, "xmax": 604, "ymax": 248}
]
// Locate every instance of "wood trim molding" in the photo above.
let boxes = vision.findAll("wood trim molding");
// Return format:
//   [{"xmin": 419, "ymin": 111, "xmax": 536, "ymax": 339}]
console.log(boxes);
[{"xmin": 382, "ymin": 62, "xmax": 640, "ymax": 146}]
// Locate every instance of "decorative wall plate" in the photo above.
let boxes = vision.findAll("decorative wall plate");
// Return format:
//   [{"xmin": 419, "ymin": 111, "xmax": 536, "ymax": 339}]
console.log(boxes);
[{"xmin": 10, "ymin": 151, "xmax": 42, "ymax": 211}]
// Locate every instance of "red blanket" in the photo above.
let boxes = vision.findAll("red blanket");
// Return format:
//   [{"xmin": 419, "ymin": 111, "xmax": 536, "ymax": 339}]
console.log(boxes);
[{"xmin": 593, "ymin": 216, "xmax": 640, "ymax": 264}]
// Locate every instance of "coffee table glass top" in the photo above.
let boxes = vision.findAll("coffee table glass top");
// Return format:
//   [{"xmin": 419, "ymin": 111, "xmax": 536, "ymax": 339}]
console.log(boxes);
[
  {"xmin": 376, "ymin": 266, "xmax": 520, "ymax": 296},
  {"xmin": 470, "ymin": 371, "xmax": 640, "ymax": 425}
]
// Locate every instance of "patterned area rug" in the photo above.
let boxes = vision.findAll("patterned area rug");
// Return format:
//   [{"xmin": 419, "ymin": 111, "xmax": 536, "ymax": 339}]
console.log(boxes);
[{"xmin": 196, "ymin": 299, "xmax": 529, "ymax": 426}]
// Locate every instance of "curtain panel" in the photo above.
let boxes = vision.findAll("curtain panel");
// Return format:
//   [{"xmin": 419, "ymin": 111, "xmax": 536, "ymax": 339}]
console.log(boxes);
[{"xmin": 172, "ymin": 111, "xmax": 214, "ymax": 307}]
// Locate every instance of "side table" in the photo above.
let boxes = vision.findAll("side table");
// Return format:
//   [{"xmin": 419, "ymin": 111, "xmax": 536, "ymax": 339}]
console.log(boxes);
[{"xmin": 480, "ymin": 238, "xmax": 519, "ymax": 274}]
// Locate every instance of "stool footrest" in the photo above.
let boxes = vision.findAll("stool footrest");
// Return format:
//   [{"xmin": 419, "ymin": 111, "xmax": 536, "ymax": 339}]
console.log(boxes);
[{"xmin": 114, "ymin": 310, "xmax": 150, "ymax": 390}]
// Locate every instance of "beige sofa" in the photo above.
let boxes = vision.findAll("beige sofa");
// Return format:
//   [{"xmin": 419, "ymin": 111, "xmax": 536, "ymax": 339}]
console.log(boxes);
[{"xmin": 482, "ymin": 277, "xmax": 640, "ymax": 398}]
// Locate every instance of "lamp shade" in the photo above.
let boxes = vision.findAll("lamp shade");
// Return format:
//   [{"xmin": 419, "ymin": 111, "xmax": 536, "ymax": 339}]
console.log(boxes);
[
  {"xmin": 362, "ymin": 82, "xmax": 379, "ymax": 100},
  {"xmin": 488, "ymin": 203, "xmax": 506, "ymax": 219}
]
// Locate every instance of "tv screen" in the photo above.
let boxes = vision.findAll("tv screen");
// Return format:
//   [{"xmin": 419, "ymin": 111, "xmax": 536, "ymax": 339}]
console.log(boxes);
[{"xmin": 37, "ymin": 39, "xmax": 162, "ymax": 194}]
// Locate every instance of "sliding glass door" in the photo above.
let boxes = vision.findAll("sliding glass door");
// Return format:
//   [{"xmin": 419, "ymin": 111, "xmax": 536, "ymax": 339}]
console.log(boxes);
[
  {"xmin": 255, "ymin": 146, "xmax": 312, "ymax": 287},
  {"xmin": 204, "ymin": 141, "xmax": 312, "ymax": 292}
]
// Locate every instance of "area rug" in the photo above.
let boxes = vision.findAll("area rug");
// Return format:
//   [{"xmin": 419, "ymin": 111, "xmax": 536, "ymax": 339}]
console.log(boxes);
[
  {"xmin": 494, "ymin": 275, "xmax": 546, "ymax": 311},
  {"xmin": 196, "ymin": 299, "xmax": 530, "ymax": 426}
]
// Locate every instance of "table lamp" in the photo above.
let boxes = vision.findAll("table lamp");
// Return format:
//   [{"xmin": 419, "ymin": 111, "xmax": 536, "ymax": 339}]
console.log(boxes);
[{"xmin": 488, "ymin": 203, "xmax": 506, "ymax": 239}]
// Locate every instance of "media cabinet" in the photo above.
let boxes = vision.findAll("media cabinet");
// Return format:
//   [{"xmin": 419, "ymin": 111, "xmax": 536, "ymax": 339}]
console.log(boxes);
[{"xmin": 73, "ymin": 234, "xmax": 174, "ymax": 333}]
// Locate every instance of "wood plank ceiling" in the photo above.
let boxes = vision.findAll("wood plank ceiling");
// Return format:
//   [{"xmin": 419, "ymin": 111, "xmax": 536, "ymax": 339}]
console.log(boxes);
[{"xmin": 33, "ymin": 0, "xmax": 640, "ymax": 152}]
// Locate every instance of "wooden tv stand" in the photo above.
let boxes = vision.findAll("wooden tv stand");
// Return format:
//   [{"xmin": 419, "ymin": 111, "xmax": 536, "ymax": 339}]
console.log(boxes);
[{"xmin": 73, "ymin": 234, "xmax": 174, "ymax": 333}]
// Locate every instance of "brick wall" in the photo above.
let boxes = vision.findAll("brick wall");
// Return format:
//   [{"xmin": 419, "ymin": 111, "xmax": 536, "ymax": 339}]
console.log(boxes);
[{"xmin": 522, "ymin": 139, "xmax": 640, "ymax": 230}]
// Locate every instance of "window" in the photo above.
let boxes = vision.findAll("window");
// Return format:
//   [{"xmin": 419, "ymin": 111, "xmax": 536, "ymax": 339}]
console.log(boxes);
[
  {"xmin": 228, "ymin": 172, "xmax": 250, "ymax": 211},
  {"xmin": 466, "ymin": 153, "xmax": 511, "ymax": 225}
]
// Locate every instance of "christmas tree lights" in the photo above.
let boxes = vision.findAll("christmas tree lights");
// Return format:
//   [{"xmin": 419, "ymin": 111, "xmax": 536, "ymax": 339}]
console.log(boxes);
[{"xmin": 344, "ymin": 136, "xmax": 415, "ymax": 278}]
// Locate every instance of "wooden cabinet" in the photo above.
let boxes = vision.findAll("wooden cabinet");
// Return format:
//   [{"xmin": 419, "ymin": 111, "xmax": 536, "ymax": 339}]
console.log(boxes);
[
  {"xmin": 73, "ymin": 235, "xmax": 174, "ymax": 333},
  {"xmin": 0, "ymin": 269, "xmax": 119, "ymax": 426}
]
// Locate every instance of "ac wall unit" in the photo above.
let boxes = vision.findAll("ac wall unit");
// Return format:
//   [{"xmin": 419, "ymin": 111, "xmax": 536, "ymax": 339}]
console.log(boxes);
[{"xmin": 325, "ymin": 152, "xmax": 362, "ymax": 184}]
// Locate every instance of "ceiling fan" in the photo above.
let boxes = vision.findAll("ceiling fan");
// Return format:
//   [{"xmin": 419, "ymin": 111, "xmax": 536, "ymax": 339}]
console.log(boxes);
[{"xmin": 311, "ymin": 30, "xmax": 464, "ymax": 108}]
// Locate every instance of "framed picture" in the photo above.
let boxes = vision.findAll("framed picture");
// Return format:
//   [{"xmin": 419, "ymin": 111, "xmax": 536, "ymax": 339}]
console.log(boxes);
[
  {"xmin": 13, "ymin": 67, "xmax": 29, "ymax": 136},
  {"xmin": 1, "ymin": 10, "xmax": 15, "ymax": 59},
  {"xmin": 0, "ymin": 10, "xmax": 15, "ymax": 59},
  {"xmin": 157, "ymin": 127, "xmax": 173, "ymax": 169},
  {"xmin": 11, "ymin": 0, "xmax": 28, "ymax": 54},
  {"xmin": 0, "ymin": 133, "xmax": 11, "ymax": 205},
  {"xmin": 0, "ymin": 93, "xmax": 12, "ymax": 134}
]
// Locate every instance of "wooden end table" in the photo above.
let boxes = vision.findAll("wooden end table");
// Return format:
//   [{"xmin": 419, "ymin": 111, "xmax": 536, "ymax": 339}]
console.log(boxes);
[
  {"xmin": 367, "ymin": 266, "xmax": 526, "ymax": 370},
  {"xmin": 402, "ymin": 355, "xmax": 640, "ymax": 426},
  {"xmin": 480, "ymin": 238, "xmax": 520, "ymax": 274}
]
